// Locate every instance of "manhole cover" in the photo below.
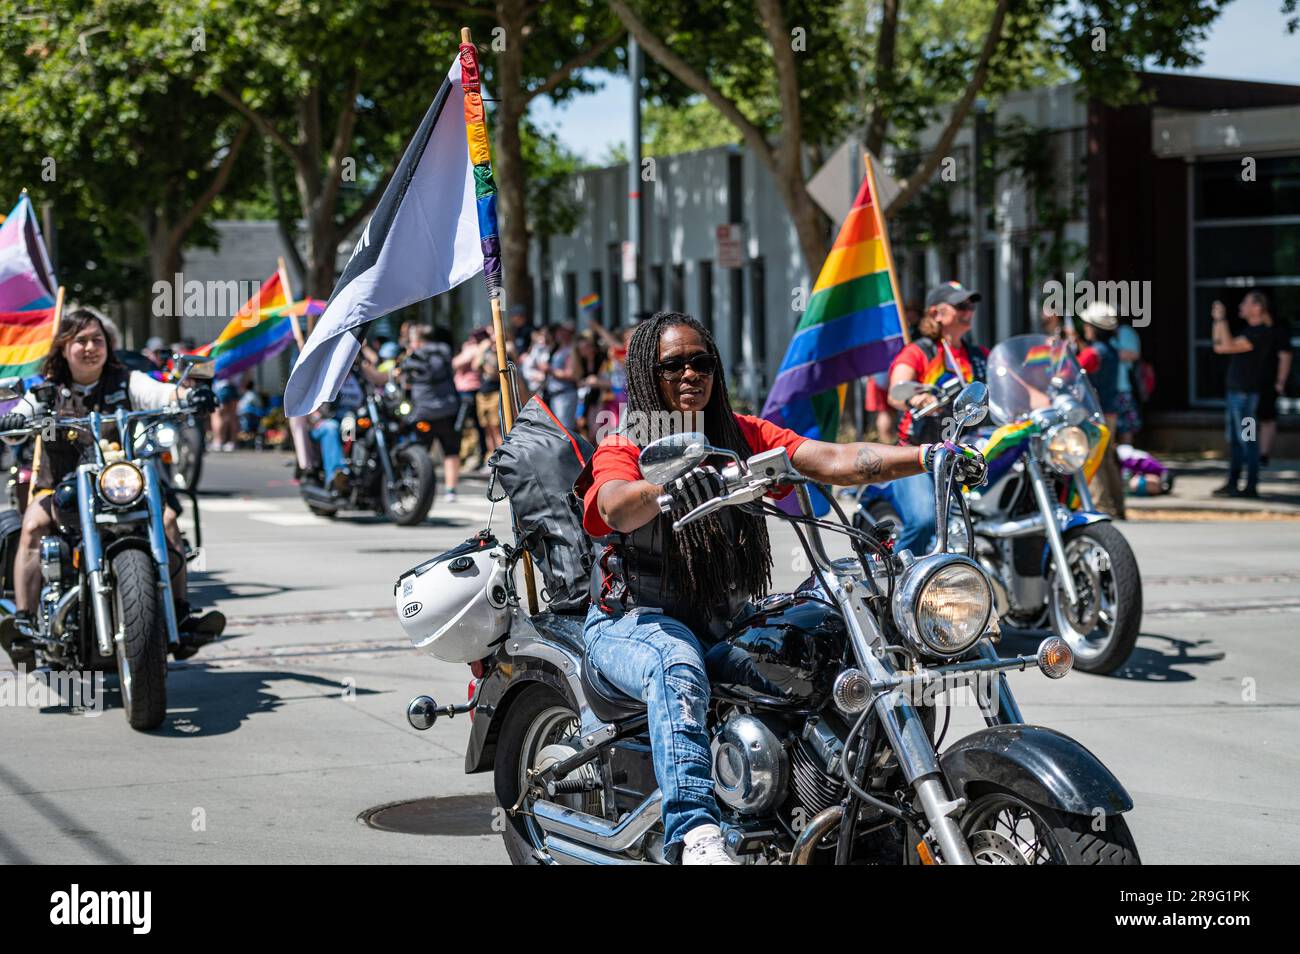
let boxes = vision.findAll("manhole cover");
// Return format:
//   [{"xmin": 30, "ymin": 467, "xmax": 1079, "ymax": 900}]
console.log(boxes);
[{"xmin": 359, "ymin": 794, "xmax": 498, "ymax": 836}]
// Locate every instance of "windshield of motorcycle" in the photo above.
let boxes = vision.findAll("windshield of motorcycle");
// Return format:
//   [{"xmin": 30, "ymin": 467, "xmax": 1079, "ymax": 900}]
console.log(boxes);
[{"xmin": 986, "ymin": 334, "xmax": 1102, "ymax": 426}]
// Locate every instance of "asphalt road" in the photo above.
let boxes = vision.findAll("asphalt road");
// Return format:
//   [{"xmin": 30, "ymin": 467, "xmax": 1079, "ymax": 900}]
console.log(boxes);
[{"xmin": 1, "ymin": 449, "xmax": 1297, "ymax": 864}]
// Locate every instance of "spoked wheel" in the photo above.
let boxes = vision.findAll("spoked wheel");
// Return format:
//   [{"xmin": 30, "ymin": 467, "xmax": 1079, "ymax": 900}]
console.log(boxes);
[
  {"xmin": 1047, "ymin": 523, "xmax": 1142, "ymax": 674},
  {"xmin": 493, "ymin": 687, "xmax": 604, "ymax": 866},
  {"xmin": 962, "ymin": 789, "xmax": 1140, "ymax": 865},
  {"xmin": 381, "ymin": 446, "xmax": 436, "ymax": 526}
]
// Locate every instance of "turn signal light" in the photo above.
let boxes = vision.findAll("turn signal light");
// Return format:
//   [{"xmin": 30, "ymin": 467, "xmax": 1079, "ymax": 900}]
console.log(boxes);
[
  {"xmin": 415, "ymin": 421, "xmax": 432, "ymax": 433},
  {"xmin": 1036, "ymin": 637, "xmax": 1073, "ymax": 679},
  {"xmin": 357, "ymin": 417, "xmax": 372, "ymax": 429}
]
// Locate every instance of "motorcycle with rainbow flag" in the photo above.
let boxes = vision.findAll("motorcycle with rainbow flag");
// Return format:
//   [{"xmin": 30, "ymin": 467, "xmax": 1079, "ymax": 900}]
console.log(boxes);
[
  {"xmin": 963, "ymin": 334, "xmax": 1141, "ymax": 674},
  {"xmin": 854, "ymin": 334, "xmax": 1141, "ymax": 674}
]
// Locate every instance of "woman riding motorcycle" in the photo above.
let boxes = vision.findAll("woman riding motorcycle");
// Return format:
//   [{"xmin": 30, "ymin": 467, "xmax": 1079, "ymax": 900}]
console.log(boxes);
[
  {"xmin": 579, "ymin": 311, "xmax": 987, "ymax": 864},
  {"xmin": 0, "ymin": 309, "xmax": 222, "ymax": 664}
]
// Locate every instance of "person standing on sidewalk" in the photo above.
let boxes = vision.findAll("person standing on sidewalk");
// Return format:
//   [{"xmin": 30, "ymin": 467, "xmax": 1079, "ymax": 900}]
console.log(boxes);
[
  {"xmin": 542, "ymin": 321, "xmax": 580, "ymax": 431},
  {"xmin": 1075, "ymin": 302, "xmax": 1126, "ymax": 519},
  {"xmin": 1251, "ymin": 293, "xmax": 1292, "ymax": 467},
  {"xmin": 452, "ymin": 328, "xmax": 489, "ymax": 469},
  {"xmin": 1211, "ymin": 296, "xmax": 1273, "ymax": 498}
]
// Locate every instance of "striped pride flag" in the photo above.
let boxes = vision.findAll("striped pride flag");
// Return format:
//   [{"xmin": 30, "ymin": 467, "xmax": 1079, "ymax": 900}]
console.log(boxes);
[
  {"xmin": 0, "ymin": 193, "xmax": 60, "ymax": 377},
  {"xmin": 198, "ymin": 271, "xmax": 291, "ymax": 380},
  {"xmin": 762, "ymin": 166, "xmax": 907, "ymax": 440}
]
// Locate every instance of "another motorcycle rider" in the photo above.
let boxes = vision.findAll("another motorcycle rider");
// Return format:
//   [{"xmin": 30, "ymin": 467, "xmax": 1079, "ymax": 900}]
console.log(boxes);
[
  {"xmin": 0, "ymin": 308, "xmax": 223, "ymax": 664},
  {"xmin": 580, "ymin": 311, "xmax": 986, "ymax": 864},
  {"xmin": 886, "ymin": 281, "xmax": 988, "ymax": 555},
  {"xmin": 399, "ymin": 325, "xmax": 461, "ymax": 503}
]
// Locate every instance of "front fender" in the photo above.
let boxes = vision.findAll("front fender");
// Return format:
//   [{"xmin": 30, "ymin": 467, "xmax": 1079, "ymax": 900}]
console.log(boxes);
[
  {"xmin": 1041, "ymin": 509, "xmax": 1111, "ymax": 575},
  {"xmin": 941, "ymin": 724, "xmax": 1133, "ymax": 816}
]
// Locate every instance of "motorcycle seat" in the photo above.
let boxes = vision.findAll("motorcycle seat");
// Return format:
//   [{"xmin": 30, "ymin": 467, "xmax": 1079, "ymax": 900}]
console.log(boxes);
[{"xmin": 580, "ymin": 654, "xmax": 647, "ymax": 724}]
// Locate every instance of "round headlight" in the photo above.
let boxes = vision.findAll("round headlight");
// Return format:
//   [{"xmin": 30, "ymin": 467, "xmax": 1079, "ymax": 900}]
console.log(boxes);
[
  {"xmin": 99, "ymin": 462, "xmax": 144, "ymax": 506},
  {"xmin": 154, "ymin": 424, "xmax": 178, "ymax": 449},
  {"xmin": 914, "ymin": 563, "xmax": 992, "ymax": 657},
  {"xmin": 1045, "ymin": 424, "xmax": 1089, "ymax": 473}
]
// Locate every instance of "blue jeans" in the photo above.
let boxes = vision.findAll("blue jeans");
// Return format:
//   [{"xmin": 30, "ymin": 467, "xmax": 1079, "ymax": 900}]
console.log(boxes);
[
  {"xmin": 1225, "ymin": 390, "xmax": 1260, "ymax": 490},
  {"xmin": 893, "ymin": 470, "xmax": 938, "ymax": 555},
  {"xmin": 310, "ymin": 418, "xmax": 346, "ymax": 483},
  {"xmin": 582, "ymin": 605, "xmax": 718, "ymax": 848}
]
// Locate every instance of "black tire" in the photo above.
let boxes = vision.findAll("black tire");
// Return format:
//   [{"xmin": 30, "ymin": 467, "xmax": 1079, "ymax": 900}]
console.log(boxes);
[
  {"xmin": 172, "ymin": 420, "xmax": 205, "ymax": 491},
  {"xmin": 962, "ymin": 788, "xmax": 1141, "ymax": 865},
  {"xmin": 1047, "ymin": 522, "xmax": 1142, "ymax": 675},
  {"xmin": 382, "ymin": 445, "xmax": 436, "ymax": 526},
  {"xmin": 492, "ymin": 686, "xmax": 583, "ymax": 866},
  {"xmin": 111, "ymin": 548, "xmax": 168, "ymax": 731}
]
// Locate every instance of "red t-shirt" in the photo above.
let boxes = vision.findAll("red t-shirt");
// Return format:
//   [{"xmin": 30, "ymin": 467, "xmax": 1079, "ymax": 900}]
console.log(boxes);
[
  {"xmin": 581, "ymin": 414, "xmax": 808, "ymax": 537},
  {"xmin": 889, "ymin": 339, "xmax": 980, "ymax": 444}
]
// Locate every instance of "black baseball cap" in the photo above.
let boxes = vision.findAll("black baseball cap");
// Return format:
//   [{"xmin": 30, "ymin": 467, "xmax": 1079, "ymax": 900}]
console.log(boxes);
[{"xmin": 925, "ymin": 281, "xmax": 981, "ymax": 309}]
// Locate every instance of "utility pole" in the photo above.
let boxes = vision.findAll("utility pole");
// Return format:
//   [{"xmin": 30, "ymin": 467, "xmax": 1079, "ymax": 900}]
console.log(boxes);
[{"xmin": 625, "ymin": 36, "xmax": 643, "ymax": 321}]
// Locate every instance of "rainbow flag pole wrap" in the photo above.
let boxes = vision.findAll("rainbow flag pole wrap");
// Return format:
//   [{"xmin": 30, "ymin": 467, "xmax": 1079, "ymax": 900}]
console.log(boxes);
[
  {"xmin": 0, "ymin": 192, "xmax": 59, "ymax": 377},
  {"xmin": 458, "ymin": 40, "xmax": 502, "ymax": 302},
  {"xmin": 762, "ymin": 170, "xmax": 907, "ymax": 440},
  {"xmin": 197, "ymin": 271, "xmax": 298, "ymax": 380}
]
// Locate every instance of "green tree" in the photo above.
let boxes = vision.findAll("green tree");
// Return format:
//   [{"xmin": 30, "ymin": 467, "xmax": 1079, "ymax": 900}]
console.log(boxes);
[
  {"xmin": 0, "ymin": 0, "xmax": 252, "ymax": 341},
  {"xmin": 431, "ymin": 1, "xmax": 624, "ymax": 317}
]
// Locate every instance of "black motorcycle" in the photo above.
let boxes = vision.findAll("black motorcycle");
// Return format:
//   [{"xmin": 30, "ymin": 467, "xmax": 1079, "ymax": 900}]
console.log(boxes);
[
  {"xmin": 0, "ymin": 356, "xmax": 217, "ymax": 731},
  {"xmin": 405, "ymin": 383, "xmax": 1141, "ymax": 865},
  {"xmin": 299, "ymin": 380, "xmax": 436, "ymax": 526}
]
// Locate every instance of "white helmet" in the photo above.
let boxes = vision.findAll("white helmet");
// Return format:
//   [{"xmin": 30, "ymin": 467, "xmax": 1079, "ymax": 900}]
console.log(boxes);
[{"xmin": 395, "ymin": 537, "xmax": 511, "ymax": 663}]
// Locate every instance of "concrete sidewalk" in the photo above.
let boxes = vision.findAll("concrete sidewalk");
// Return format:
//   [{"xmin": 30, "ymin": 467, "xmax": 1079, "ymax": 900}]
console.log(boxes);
[{"xmin": 1125, "ymin": 456, "xmax": 1300, "ymax": 517}]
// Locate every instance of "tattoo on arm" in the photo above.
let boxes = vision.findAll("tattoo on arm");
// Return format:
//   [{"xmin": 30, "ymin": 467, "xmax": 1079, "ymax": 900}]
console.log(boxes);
[{"xmin": 853, "ymin": 445, "xmax": 883, "ymax": 481}]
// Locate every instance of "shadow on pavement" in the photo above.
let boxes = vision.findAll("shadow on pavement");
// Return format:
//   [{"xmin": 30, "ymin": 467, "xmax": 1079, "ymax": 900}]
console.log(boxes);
[{"xmin": 998, "ymin": 628, "xmax": 1223, "ymax": 683}]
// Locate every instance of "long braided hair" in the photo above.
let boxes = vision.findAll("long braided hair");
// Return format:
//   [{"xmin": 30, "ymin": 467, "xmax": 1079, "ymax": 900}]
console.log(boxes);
[{"xmin": 625, "ymin": 312, "xmax": 772, "ymax": 607}]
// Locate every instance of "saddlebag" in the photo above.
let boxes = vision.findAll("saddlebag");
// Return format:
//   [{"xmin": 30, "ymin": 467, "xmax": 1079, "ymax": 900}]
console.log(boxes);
[{"xmin": 488, "ymin": 397, "xmax": 595, "ymax": 613}]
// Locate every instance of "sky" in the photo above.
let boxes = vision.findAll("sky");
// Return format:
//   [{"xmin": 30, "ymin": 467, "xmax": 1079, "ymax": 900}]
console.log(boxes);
[{"xmin": 528, "ymin": 0, "xmax": 1300, "ymax": 164}]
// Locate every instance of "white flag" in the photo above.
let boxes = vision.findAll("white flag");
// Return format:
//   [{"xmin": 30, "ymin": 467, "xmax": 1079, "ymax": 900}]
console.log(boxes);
[{"xmin": 284, "ymin": 56, "xmax": 481, "ymax": 417}]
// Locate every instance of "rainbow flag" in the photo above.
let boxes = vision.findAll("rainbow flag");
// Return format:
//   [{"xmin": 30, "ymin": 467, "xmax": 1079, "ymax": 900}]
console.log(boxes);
[
  {"xmin": 459, "ymin": 41, "xmax": 502, "ymax": 301},
  {"xmin": 579, "ymin": 292, "xmax": 600, "ymax": 313},
  {"xmin": 762, "ymin": 171, "xmax": 906, "ymax": 440},
  {"xmin": 199, "ymin": 271, "xmax": 292, "ymax": 380},
  {"xmin": 0, "ymin": 193, "xmax": 59, "ymax": 377}
]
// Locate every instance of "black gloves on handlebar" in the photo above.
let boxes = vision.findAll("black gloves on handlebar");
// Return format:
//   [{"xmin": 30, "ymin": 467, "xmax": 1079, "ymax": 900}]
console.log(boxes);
[
  {"xmin": 187, "ymin": 386, "xmax": 217, "ymax": 414},
  {"xmin": 660, "ymin": 465, "xmax": 725, "ymax": 517},
  {"xmin": 924, "ymin": 440, "xmax": 988, "ymax": 487},
  {"xmin": 0, "ymin": 412, "xmax": 27, "ymax": 434}
]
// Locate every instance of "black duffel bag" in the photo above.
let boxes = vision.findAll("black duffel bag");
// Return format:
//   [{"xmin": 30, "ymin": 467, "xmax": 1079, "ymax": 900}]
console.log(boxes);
[{"xmin": 488, "ymin": 397, "xmax": 595, "ymax": 613}]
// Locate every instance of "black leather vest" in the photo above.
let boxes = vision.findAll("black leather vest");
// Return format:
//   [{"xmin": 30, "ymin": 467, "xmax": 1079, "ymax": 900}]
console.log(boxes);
[
  {"xmin": 31, "ymin": 365, "xmax": 134, "ymax": 492},
  {"xmin": 589, "ymin": 505, "xmax": 750, "ymax": 640}
]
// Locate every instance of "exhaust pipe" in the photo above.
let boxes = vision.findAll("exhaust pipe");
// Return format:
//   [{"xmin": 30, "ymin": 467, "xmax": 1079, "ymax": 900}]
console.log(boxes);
[
  {"xmin": 300, "ymin": 484, "xmax": 342, "ymax": 511},
  {"xmin": 531, "ymin": 790, "xmax": 662, "ymax": 854},
  {"xmin": 543, "ymin": 836, "xmax": 651, "ymax": 865}
]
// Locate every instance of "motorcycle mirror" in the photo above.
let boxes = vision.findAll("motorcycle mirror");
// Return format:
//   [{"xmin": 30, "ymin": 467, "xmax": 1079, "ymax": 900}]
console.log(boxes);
[
  {"xmin": 953, "ymin": 382, "xmax": 988, "ymax": 427},
  {"xmin": 0, "ymin": 376, "xmax": 24, "ymax": 401},
  {"xmin": 175, "ymin": 354, "xmax": 216, "ymax": 381},
  {"xmin": 889, "ymin": 380, "xmax": 924, "ymax": 402},
  {"xmin": 638, "ymin": 432, "xmax": 713, "ymax": 485}
]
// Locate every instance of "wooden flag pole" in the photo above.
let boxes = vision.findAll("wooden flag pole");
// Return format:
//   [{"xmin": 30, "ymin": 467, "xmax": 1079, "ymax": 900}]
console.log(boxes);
[
  {"xmin": 463, "ymin": 25, "xmax": 539, "ymax": 615},
  {"xmin": 278, "ymin": 255, "xmax": 306, "ymax": 350},
  {"xmin": 52, "ymin": 284, "xmax": 64, "ymax": 327},
  {"xmin": 864, "ymin": 151, "xmax": 910, "ymax": 346}
]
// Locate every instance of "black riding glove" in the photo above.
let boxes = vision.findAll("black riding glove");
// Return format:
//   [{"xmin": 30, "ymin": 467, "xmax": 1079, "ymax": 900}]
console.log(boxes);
[
  {"xmin": 0, "ymin": 413, "xmax": 28, "ymax": 434},
  {"xmin": 187, "ymin": 386, "xmax": 217, "ymax": 414},
  {"xmin": 661, "ymin": 465, "xmax": 725, "ymax": 517}
]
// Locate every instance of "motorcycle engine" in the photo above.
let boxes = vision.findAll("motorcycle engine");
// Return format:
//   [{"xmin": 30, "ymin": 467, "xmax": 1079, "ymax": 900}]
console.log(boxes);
[{"xmin": 712, "ymin": 715, "xmax": 788, "ymax": 815}]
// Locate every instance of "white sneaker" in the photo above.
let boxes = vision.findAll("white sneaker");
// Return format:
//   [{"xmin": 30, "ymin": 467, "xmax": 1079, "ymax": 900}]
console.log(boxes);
[
  {"xmin": 443, "ymin": 489, "xmax": 458, "ymax": 503},
  {"xmin": 680, "ymin": 824, "xmax": 738, "ymax": 865}
]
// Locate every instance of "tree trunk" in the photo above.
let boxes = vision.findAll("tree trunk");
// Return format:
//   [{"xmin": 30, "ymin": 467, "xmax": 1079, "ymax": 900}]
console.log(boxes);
[
  {"xmin": 494, "ymin": 0, "xmax": 532, "ymax": 320},
  {"xmin": 864, "ymin": 0, "xmax": 900, "ymax": 157},
  {"xmin": 145, "ymin": 217, "xmax": 183, "ymax": 344}
]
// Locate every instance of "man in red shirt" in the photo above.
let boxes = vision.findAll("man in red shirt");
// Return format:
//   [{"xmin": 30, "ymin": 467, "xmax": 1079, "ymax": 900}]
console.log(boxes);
[
  {"xmin": 578, "ymin": 310, "xmax": 985, "ymax": 864},
  {"xmin": 885, "ymin": 281, "xmax": 988, "ymax": 554}
]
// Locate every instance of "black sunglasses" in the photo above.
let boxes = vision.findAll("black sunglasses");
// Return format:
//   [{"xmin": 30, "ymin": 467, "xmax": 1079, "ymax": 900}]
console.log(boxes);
[{"xmin": 655, "ymin": 353, "xmax": 718, "ymax": 380}]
